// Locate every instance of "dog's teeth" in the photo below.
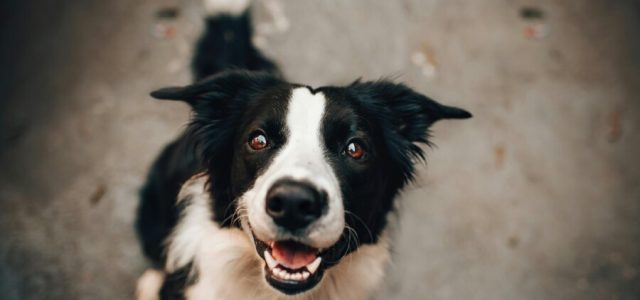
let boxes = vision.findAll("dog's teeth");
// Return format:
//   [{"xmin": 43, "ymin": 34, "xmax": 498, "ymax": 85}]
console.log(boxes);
[
  {"xmin": 269, "ymin": 256, "xmax": 318, "ymax": 281},
  {"xmin": 306, "ymin": 257, "xmax": 322, "ymax": 274},
  {"xmin": 272, "ymin": 267, "xmax": 281, "ymax": 277},
  {"xmin": 264, "ymin": 251, "xmax": 277, "ymax": 270}
]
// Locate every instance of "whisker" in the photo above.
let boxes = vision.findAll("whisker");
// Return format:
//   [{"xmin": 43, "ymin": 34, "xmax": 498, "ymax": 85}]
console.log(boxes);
[
  {"xmin": 343, "ymin": 225, "xmax": 360, "ymax": 265},
  {"xmin": 344, "ymin": 210, "xmax": 374, "ymax": 243},
  {"xmin": 220, "ymin": 199, "xmax": 245, "ymax": 226}
]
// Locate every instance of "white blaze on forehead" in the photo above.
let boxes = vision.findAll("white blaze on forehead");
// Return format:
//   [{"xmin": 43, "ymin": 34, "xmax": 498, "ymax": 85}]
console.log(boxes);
[
  {"xmin": 244, "ymin": 87, "xmax": 344, "ymax": 248},
  {"xmin": 276, "ymin": 88, "xmax": 337, "ymax": 195},
  {"xmin": 286, "ymin": 88, "xmax": 326, "ymax": 158}
]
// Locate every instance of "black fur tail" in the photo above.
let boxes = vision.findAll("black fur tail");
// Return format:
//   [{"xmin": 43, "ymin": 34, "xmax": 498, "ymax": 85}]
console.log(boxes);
[
  {"xmin": 192, "ymin": 7, "xmax": 280, "ymax": 80},
  {"xmin": 136, "ymin": 0, "xmax": 279, "ymax": 267}
]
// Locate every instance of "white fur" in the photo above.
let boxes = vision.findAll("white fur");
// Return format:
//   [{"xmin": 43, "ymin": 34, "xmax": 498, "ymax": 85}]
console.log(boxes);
[
  {"xmin": 243, "ymin": 87, "xmax": 345, "ymax": 249},
  {"xmin": 165, "ymin": 174, "xmax": 214, "ymax": 272},
  {"xmin": 160, "ymin": 175, "xmax": 390, "ymax": 300},
  {"xmin": 136, "ymin": 269, "xmax": 165, "ymax": 300},
  {"xmin": 204, "ymin": 0, "xmax": 251, "ymax": 17}
]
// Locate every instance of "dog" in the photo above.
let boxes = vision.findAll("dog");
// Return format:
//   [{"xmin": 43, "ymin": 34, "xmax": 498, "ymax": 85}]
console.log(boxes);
[{"xmin": 135, "ymin": 0, "xmax": 471, "ymax": 299}]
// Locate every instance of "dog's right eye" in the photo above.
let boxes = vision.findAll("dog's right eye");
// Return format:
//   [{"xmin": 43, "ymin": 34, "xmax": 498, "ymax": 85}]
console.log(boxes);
[{"xmin": 248, "ymin": 131, "xmax": 269, "ymax": 151}]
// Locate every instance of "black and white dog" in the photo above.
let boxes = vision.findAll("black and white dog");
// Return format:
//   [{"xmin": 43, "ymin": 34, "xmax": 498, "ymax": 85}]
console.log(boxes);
[{"xmin": 136, "ymin": 0, "xmax": 471, "ymax": 299}]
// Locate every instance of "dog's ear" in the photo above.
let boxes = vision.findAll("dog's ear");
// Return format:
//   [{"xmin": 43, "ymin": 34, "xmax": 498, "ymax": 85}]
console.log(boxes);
[
  {"xmin": 350, "ymin": 80, "xmax": 471, "ymax": 143},
  {"xmin": 150, "ymin": 70, "xmax": 283, "ymax": 178},
  {"xmin": 349, "ymin": 80, "xmax": 471, "ymax": 183},
  {"xmin": 150, "ymin": 70, "xmax": 282, "ymax": 106}
]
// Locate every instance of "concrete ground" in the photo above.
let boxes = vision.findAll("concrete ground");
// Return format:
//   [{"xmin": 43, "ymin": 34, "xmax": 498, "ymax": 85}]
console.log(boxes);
[{"xmin": 1, "ymin": 0, "xmax": 639, "ymax": 299}]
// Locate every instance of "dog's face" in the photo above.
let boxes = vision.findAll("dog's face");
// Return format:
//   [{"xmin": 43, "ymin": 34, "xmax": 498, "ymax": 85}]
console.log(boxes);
[{"xmin": 152, "ymin": 71, "xmax": 471, "ymax": 295}]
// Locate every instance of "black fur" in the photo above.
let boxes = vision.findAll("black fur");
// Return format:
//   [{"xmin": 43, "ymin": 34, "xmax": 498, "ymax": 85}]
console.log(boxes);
[
  {"xmin": 151, "ymin": 71, "xmax": 290, "ymax": 227},
  {"xmin": 159, "ymin": 263, "xmax": 197, "ymax": 300},
  {"xmin": 136, "ymin": 138, "xmax": 201, "ymax": 265},
  {"xmin": 192, "ymin": 12, "xmax": 280, "ymax": 81},
  {"xmin": 317, "ymin": 83, "xmax": 471, "ymax": 245}
]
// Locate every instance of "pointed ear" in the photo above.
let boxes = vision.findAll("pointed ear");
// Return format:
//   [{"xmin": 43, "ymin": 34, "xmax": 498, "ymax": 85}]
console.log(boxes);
[
  {"xmin": 347, "ymin": 80, "xmax": 471, "ymax": 184},
  {"xmin": 350, "ymin": 80, "xmax": 471, "ymax": 143},
  {"xmin": 149, "ymin": 70, "xmax": 282, "ymax": 106},
  {"xmin": 150, "ymin": 86, "xmax": 196, "ymax": 101}
]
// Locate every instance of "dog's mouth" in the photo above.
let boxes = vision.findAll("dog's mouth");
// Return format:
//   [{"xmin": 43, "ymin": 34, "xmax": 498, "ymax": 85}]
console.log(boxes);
[
  {"xmin": 253, "ymin": 233, "xmax": 352, "ymax": 295},
  {"xmin": 254, "ymin": 238, "xmax": 325, "ymax": 295}
]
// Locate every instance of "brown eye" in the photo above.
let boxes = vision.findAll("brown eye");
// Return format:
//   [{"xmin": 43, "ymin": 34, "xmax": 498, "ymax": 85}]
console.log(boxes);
[
  {"xmin": 248, "ymin": 132, "xmax": 269, "ymax": 151},
  {"xmin": 345, "ymin": 141, "xmax": 366, "ymax": 160}
]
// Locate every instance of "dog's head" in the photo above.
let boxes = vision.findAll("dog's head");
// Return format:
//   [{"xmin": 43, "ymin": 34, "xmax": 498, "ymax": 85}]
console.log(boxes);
[{"xmin": 152, "ymin": 70, "xmax": 471, "ymax": 295}]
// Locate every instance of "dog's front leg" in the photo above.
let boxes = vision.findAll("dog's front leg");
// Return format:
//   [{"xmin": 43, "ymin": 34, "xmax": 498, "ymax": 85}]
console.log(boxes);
[{"xmin": 136, "ymin": 269, "xmax": 165, "ymax": 300}]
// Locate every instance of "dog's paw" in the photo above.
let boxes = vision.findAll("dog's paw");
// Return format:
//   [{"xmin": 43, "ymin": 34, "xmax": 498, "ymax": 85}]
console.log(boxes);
[{"xmin": 136, "ymin": 269, "xmax": 165, "ymax": 300}]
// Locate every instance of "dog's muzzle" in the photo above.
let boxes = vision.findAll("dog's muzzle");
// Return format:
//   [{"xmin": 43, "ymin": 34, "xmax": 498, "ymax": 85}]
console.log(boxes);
[{"xmin": 248, "ymin": 179, "xmax": 353, "ymax": 295}]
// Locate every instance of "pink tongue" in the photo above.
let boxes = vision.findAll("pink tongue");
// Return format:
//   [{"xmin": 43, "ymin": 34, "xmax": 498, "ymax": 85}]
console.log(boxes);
[{"xmin": 271, "ymin": 241, "xmax": 317, "ymax": 269}]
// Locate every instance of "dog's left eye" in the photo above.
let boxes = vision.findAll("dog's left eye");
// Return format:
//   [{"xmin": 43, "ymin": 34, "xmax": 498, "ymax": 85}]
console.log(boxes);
[
  {"xmin": 248, "ymin": 131, "xmax": 269, "ymax": 151},
  {"xmin": 344, "ymin": 140, "xmax": 367, "ymax": 160}
]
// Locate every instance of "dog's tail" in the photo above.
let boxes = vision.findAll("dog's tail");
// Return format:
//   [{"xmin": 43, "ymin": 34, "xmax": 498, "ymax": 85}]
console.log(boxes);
[{"xmin": 192, "ymin": 0, "xmax": 280, "ymax": 80}]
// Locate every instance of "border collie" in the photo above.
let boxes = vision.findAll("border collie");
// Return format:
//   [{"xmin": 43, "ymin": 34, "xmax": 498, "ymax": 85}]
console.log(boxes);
[{"xmin": 135, "ymin": 0, "xmax": 471, "ymax": 299}]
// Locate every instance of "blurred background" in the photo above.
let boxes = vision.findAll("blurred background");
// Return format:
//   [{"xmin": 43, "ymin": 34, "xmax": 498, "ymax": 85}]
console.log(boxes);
[{"xmin": 1, "ymin": 0, "xmax": 639, "ymax": 299}]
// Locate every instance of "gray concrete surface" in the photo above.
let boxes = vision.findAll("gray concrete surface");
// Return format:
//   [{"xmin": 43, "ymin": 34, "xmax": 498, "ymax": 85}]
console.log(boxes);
[{"xmin": 1, "ymin": 0, "xmax": 639, "ymax": 299}]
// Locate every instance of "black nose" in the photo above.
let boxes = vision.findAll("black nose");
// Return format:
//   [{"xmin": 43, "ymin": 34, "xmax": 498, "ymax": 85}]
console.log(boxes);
[{"xmin": 266, "ymin": 180, "xmax": 326, "ymax": 231}]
